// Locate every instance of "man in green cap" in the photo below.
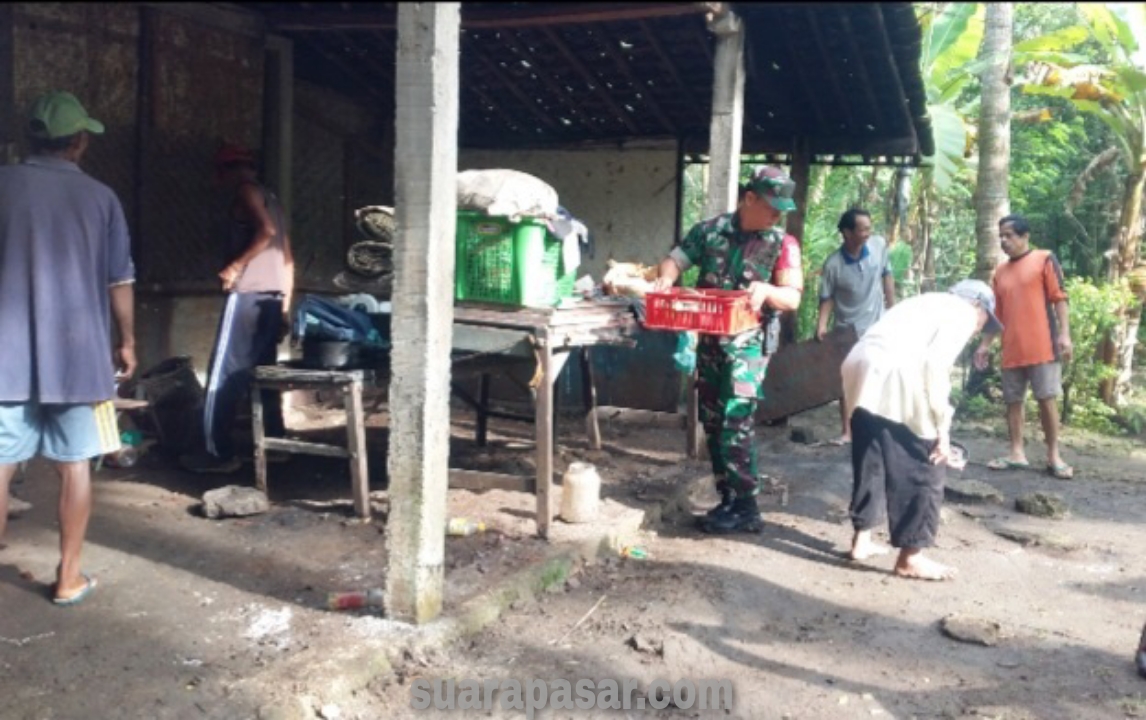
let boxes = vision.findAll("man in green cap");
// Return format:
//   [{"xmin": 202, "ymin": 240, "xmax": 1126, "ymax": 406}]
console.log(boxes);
[
  {"xmin": 652, "ymin": 166, "xmax": 804, "ymax": 534},
  {"xmin": 0, "ymin": 91, "xmax": 136, "ymax": 604}
]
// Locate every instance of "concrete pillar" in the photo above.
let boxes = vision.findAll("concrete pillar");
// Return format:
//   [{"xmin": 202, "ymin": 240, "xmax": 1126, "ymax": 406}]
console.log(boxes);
[
  {"xmin": 385, "ymin": 2, "xmax": 461, "ymax": 625},
  {"xmin": 704, "ymin": 9, "xmax": 745, "ymax": 217}
]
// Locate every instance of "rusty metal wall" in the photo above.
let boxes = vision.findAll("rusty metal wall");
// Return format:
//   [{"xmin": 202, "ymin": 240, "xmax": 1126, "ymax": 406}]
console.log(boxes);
[
  {"xmin": 12, "ymin": 4, "xmax": 139, "ymax": 230},
  {"xmin": 139, "ymin": 10, "xmax": 264, "ymax": 284}
]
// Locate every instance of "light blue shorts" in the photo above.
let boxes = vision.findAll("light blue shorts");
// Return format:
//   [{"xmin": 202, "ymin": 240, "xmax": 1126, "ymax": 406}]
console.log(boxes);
[{"xmin": 0, "ymin": 401, "xmax": 121, "ymax": 464}]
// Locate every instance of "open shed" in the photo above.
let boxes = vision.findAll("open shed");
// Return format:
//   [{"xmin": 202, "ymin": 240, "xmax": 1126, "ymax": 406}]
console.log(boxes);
[
  {"xmin": 0, "ymin": 2, "xmax": 931, "ymax": 396},
  {"xmin": 0, "ymin": 1, "xmax": 933, "ymax": 622}
]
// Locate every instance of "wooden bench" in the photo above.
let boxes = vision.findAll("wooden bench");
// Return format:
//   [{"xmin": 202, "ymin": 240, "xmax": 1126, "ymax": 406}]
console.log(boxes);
[{"xmin": 251, "ymin": 366, "xmax": 371, "ymax": 518}]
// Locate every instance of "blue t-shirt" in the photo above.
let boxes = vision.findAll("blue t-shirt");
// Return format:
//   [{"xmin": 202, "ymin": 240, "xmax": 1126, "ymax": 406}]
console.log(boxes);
[{"xmin": 0, "ymin": 156, "xmax": 135, "ymax": 403}]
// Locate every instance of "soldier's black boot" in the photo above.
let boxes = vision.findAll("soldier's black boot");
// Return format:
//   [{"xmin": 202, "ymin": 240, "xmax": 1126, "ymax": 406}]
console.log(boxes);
[
  {"xmin": 700, "ymin": 493, "xmax": 763, "ymax": 534},
  {"xmin": 698, "ymin": 485, "xmax": 735, "ymax": 526}
]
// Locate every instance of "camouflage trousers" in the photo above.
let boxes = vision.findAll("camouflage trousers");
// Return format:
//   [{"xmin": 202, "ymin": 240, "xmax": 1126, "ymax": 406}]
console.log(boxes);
[{"xmin": 696, "ymin": 331, "xmax": 770, "ymax": 496}]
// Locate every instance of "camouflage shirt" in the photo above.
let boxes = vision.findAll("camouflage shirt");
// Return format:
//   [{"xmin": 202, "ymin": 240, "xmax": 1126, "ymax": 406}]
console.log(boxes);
[{"xmin": 670, "ymin": 211, "xmax": 803, "ymax": 292}]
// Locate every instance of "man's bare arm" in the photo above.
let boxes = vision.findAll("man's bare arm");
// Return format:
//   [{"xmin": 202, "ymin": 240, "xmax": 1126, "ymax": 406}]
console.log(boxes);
[
  {"xmin": 110, "ymin": 283, "xmax": 137, "ymax": 377},
  {"xmin": 816, "ymin": 298, "xmax": 834, "ymax": 341},
  {"xmin": 882, "ymin": 273, "xmax": 896, "ymax": 308},
  {"xmin": 652, "ymin": 256, "xmax": 682, "ymax": 290},
  {"xmin": 223, "ymin": 184, "xmax": 277, "ymax": 274}
]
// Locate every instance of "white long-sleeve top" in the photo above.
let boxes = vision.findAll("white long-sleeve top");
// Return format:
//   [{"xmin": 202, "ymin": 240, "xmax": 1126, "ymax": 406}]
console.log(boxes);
[{"xmin": 841, "ymin": 293, "xmax": 979, "ymax": 441}]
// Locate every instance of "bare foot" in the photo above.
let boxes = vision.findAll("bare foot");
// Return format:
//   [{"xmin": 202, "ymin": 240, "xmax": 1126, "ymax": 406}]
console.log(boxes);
[
  {"xmin": 894, "ymin": 551, "xmax": 957, "ymax": 581},
  {"xmin": 849, "ymin": 531, "xmax": 891, "ymax": 561}
]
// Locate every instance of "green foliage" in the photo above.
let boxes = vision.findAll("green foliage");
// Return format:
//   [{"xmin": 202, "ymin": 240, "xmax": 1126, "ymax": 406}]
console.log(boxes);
[
  {"xmin": 953, "ymin": 389, "xmax": 998, "ymax": 421},
  {"xmin": 916, "ymin": 2, "xmax": 985, "ymax": 192},
  {"xmin": 888, "ymin": 243, "xmax": 914, "ymax": 287},
  {"xmin": 1061, "ymin": 277, "xmax": 1134, "ymax": 432}
]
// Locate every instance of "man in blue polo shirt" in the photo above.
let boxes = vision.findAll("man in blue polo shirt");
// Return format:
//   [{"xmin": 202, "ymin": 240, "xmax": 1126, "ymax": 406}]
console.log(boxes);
[
  {"xmin": 816, "ymin": 208, "xmax": 896, "ymax": 444},
  {"xmin": 0, "ymin": 91, "xmax": 136, "ymax": 605}
]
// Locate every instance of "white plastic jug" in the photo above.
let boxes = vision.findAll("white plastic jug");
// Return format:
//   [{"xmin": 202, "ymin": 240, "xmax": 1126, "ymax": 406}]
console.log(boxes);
[{"xmin": 560, "ymin": 462, "xmax": 601, "ymax": 524}]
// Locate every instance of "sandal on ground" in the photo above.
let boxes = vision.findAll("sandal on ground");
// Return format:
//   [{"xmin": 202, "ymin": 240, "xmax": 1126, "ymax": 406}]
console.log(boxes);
[
  {"xmin": 1046, "ymin": 462, "xmax": 1074, "ymax": 480},
  {"xmin": 53, "ymin": 574, "xmax": 97, "ymax": 606},
  {"xmin": 986, "ymin": 457, "xmax": 1031, "ymax": 471}
]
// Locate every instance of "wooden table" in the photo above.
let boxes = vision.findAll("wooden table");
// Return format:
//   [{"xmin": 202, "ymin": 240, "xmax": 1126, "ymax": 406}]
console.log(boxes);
[
  {"xmin": 450, "ymin": 301, "xmax": 641, "ymax": 537},
  {"xmin": 252, "ymin": 299, "xmax": 642, "ymax": 537}
]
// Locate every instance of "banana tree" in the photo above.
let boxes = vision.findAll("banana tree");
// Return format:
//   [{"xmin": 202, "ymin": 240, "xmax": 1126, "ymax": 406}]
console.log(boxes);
[
  {"xmin": 910, "ymin": 3, "xmax": 985, "ymax": 290},
  {"xmin": 918, "ymin": 2, "xmax": 985, "ymax": 193},
  {"xmin": 1015, "ymin": 3, "xmax": 1146, "ymax": 405}
]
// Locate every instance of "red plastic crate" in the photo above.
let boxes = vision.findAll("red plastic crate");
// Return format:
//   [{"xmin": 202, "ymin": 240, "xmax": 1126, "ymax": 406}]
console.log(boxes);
[{"xmin": 643, "ymin": 288, "xmax": 761, "ymax": 335}]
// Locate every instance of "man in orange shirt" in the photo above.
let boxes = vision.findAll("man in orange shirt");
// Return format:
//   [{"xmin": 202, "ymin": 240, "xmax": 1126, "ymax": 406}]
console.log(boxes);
[{"xmin": 973, "ymin": 214, "xmax": 1074, "ymax": 479}]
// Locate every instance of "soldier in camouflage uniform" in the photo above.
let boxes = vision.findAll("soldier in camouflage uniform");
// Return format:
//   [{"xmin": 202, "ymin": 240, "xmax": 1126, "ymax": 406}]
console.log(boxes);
[{"xmin": 654, "ymin": 166, "xmax": 804, "ymax": 533}]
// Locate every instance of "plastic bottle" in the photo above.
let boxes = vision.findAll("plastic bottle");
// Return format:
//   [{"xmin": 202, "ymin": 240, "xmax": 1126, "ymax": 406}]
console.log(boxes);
[
  {"xmin": 560, "ymin": 462, "xmax": 601, "ymax": 524},
  {"xmin": 327, "ymin": 588, "xmax": 384, "ymax": 611},
  {"xmin": 620, "ymin": 545, "xmax": 648, "ymax": 560},
  {"xmin": 446, "ymin": 518, "xmax": 486, "ymax": 536},
  {"xmin": 105, "ymin": 446, "xmax": 139, "ymax": 469}
]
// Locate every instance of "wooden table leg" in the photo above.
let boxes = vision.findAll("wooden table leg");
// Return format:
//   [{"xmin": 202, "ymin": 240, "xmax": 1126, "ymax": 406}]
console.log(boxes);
[
  {"xmin": 580, "ymin": 347, "xmax": 601, "ymax": 450},
  {"xmin": 252, "ymin": 382, "xmax": 268, "ymax": 493},
  {"xmin": 535, "ymin": 336, "xmax": 554, "ymax": 539},
  {"xmin": 345, "ymin": 379, "xmax": 370, "ymax": 519},
  {"xmin": 476, "ymin": 372, "xmax": 490, "ymax": 447},
  {"xmin": 686, "ymin": 368, "xmax": 705, "ymax": 459}
]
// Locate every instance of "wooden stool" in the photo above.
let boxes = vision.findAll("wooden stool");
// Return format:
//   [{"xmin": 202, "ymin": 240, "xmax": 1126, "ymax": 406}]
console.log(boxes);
[{"xmin": 251, "ymin": 366, "xmax": 371, "ymax": 518}]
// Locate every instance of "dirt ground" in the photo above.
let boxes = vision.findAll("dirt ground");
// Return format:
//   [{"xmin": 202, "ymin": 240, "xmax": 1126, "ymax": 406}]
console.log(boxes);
[
  {"xmin": 3, "ymin": 395, "xmax": 1146, "ymax": 720},
  {"xmin": 370, "ymin": 404, "xmax": 1146, "ymax": 720}
]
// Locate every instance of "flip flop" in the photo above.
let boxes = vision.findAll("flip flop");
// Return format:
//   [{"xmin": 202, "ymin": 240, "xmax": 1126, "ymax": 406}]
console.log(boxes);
[
  {"xmin": 53, "ymin": 574, "xmax": 97, "ymax": 606},
  {"xmin": 986, "ymin": 457, "xmax": 1031, "ymax": 471},
  {"xmin": 1046, "ymin": 462, "xmax": 1074, "ymax": 480}
]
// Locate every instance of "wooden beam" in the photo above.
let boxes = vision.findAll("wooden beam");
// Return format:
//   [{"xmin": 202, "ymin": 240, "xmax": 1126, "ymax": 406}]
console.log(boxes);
[
  {"xmin": 267, "ymin": 3, "xmax": 715, "ymax": 32},
  {"xmin": 637, "ymin": 19, "xmax": 710, "ymax": 128},
  {"xmin": 785, "ymin": 135, "xmax": 811, "ymax": 240},
  {"xmin": 803, "ymin": 6, "xmax": 856, "ymax": 134},
  {"xmin": 334, "ymin": 31, "xmax": 395, "ymax": 97},
  {"xmin": 463, "ymin": 79, "xmax": 528, "ymax": 137},
  {"xmin": 464, "ymin": 35, "xmax": 560, "ymax": 132},
  {"xmin": 297, "ymin": 35, "xmax": 392, "ymax": 108},
  {"xmin": 869, "ymin": 4, "xmax": 919, "ymax": 154},
  {"xmin": 775, "ymin": 15, "xmax": 831, "ymax": 137},
  {"xmin": 539, "ymin": 26, "xmax": 641, "ymax": 135},
  {"xmin": 593, "ymin": 24, "xmax": 677, "ymax": 135},
  {"xmin": 691, "ymin": 22, "xmax": 714, "ymax": 66},
  {"xmin": 498, "ymin": 29, "xmax": 598, "ymax": 133},
  {"xmin": 837, "ymin": 10, "xmax": 886, "ymax": 134}
]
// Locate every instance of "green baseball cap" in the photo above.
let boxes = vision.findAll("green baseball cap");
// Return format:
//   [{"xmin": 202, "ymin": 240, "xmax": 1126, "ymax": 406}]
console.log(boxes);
[
  {"xmin": 27, "ymin": 91, "xmax": 105, "ymax": 139},
  {"xmin": 746, "ymin": 165, "xmax": 797, "ymax": 212}
]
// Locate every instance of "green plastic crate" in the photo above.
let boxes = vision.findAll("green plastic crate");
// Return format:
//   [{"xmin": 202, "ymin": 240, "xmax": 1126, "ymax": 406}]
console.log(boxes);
[{"xmin": 455, "ymin": 210, "xmax": 576, "ymax": 308}]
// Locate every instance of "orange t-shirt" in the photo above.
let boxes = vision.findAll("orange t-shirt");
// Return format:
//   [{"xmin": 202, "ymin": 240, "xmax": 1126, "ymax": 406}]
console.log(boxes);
[{"xmin": 991, "ymin": 249, "xmax": 1068, "ymax": 369}]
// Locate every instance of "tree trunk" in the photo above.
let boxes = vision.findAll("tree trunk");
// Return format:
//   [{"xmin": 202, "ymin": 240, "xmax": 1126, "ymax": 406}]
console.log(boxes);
[
  {"xmin": 808, "ymin": 164, "xmax": 831, "ymax": 208},
  {"xmin": 1112, "ymin": 169, "xmax": 1146, "ymax": 281},
  {"xmin": 887, "ymin": 167, "xmax": 913, "ymax": 247},
  {"xmin": 921, "ymin": 190, "xmax": 937, "ymax": 292},
  {"xmin": 861, "ymin": 166, "xmax": 881, "ymax": 209},
  {"xmin": 1101, "ymin": 168, "xmax": 1146, "ymax": 406},
  {"xmin": 972, "ymin": 2, "xmax": 1013, "ymax": 283}
]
